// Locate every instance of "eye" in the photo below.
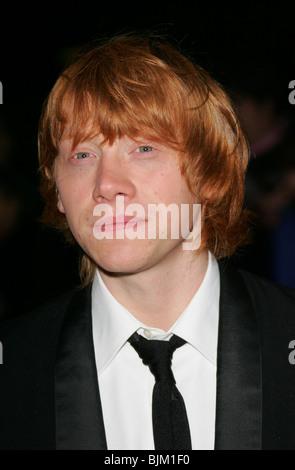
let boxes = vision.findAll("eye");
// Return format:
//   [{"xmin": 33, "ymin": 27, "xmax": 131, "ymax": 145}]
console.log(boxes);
[
  {"xmin": 135, "ymin": 146, "xmax": 154, "ymax": 153},
  {"xmin": 73, "ymin": 152, "xmax": 92, "ymax": 159}
]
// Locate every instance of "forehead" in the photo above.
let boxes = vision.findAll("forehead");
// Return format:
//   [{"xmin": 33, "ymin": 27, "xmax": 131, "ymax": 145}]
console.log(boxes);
[
  {"xmin": 50, "ymin": 51, "xmax": 188, "ymax": 155},
  {"xmin": 56, "ymin": 97, "xmax": 182, "ymax": 155},
  {"xmin": 58, "ymin": 121, "xmax": 169, "ymax": 154}
]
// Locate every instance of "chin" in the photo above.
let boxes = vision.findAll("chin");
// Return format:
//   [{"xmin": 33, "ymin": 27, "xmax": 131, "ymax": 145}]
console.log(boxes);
[
  {"xmin": 95, "ymin": 257, "xmax": 150, "ymax": 276},
  {"xmin": 88, "ymin": 239, "xmax": 155, "ymax": 275}
]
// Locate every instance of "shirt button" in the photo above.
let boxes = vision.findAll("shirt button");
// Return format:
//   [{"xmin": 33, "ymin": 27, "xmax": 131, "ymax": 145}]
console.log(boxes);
[{"xmin": 143, "ymin": 329, "xmax": 152, "ymax": 339}]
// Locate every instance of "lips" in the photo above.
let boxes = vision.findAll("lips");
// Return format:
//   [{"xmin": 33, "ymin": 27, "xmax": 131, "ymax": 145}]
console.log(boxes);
[{"xmin": 95, "ymin": 215, "xmax": 145, "ymax": 233}]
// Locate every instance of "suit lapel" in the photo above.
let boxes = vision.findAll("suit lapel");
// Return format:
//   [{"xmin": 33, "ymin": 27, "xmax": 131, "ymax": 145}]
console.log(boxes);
[
  {"xmin": 214, "ymin": 262, "xmax": 262, "ymax": 449},
  {"xmin": 55, "ymin": 286, "xmax": 107, "ymax": 450}
]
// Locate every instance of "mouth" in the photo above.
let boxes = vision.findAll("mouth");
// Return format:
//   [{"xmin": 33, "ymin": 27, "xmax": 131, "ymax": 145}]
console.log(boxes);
[{"xmin": 95, "ymin": 215, "xmax": 146, "ymax": 233}]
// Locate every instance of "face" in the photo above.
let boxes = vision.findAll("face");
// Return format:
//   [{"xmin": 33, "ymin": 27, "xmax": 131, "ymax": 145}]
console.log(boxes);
[{"xmin": 55, "ymin": 134, "xmax": 199, "ymax": 275}]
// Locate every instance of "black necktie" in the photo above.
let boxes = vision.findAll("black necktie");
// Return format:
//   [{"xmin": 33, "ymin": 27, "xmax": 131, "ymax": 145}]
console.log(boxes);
[{"xmin": 128, "ymin": 332, "xmax": 192, "ymax": 450}]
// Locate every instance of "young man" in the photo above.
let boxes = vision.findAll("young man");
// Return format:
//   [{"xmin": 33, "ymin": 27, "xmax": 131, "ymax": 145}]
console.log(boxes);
[{"xmin": 1, "ymin": 34, "xmax": 295, "ymax": 450}]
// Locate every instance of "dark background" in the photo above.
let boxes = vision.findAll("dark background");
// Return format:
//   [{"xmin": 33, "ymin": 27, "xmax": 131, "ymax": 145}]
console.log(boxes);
[{"xmin": 0, "ymin": 3, "xmax": 295, "ymax": 320}]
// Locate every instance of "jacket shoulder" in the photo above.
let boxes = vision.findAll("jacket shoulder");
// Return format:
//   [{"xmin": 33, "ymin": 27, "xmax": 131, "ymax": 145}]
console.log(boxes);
[
  {"xmin": 235, "ymin": 268, "xmax": 295, "ymax": 378},
  {"xmin": 0, "ymin": 289, "xmax": 76, "ymax": 348},
  {"xmin": 238, "ymin": 268, "xmax": 295, "ymax": 322}
]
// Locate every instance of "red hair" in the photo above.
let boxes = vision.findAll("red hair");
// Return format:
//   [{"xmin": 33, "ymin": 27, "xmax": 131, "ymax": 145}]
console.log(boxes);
[{"xmin": 38, "ymin": 34, "xmax": 250, "ymax": 283}]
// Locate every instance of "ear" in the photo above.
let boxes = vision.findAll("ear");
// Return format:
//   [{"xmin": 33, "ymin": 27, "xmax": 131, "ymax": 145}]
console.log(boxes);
[{"xmin": 56, "ymin": 191, "xmax": 65, "ymax": 214}]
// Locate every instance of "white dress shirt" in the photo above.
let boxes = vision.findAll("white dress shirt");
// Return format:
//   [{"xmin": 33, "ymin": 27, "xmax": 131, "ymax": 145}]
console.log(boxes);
[{"xmin": 91, "ymin": 251, "xmax": 220, "ymax": 450}]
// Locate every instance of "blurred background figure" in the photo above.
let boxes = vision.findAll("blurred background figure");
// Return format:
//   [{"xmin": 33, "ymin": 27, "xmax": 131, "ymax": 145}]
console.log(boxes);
[{"xmin": 222, "ymin": 48, "xmax": 295, "ymax": 288}]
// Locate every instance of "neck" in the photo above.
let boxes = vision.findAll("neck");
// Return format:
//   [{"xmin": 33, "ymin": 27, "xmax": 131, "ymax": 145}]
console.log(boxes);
[{"xmin": 99, "ymin": 249, "xmax": 208, "ymax": 331}]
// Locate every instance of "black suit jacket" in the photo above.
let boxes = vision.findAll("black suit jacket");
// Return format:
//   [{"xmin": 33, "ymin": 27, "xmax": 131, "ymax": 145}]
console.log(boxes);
[{"xmin": 1, "ymin": 262, "xmax": 295, "ymax": 450}]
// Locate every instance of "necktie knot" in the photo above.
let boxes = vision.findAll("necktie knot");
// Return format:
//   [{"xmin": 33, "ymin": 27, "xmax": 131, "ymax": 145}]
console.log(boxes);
[{"xmin": 128, "ymin": 332, "xmax": 186, "ymax": 383}]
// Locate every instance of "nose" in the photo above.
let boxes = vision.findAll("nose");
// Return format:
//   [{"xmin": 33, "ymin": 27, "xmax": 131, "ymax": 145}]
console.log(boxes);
[{"xmin": 92, "ymin": 150, "xmax": 135, "ymax": 203}]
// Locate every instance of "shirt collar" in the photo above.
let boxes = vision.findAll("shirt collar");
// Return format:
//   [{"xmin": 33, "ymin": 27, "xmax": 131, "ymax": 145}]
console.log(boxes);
[
  {"xmin": 91, "ymin": 251, "xmax": 220, "ymax": 374},
  {"xmin": 171, "ymin": 251, "xmax": 220, "ymax": 364}
]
